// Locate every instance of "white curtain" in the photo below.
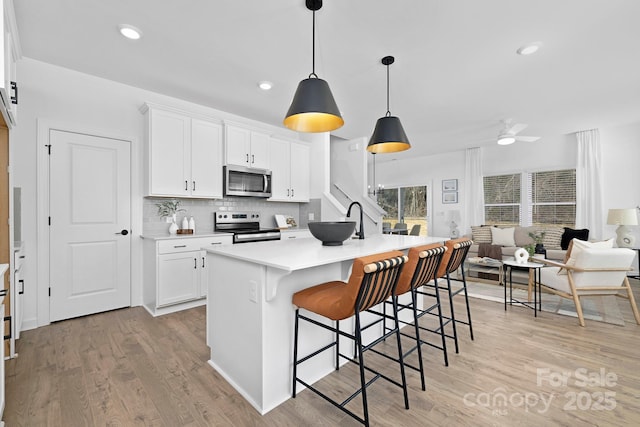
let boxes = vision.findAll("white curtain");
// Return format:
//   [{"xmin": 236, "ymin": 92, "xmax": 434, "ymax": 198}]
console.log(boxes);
[
  {"xmin": 464, "ymin": 147, "xmax": 484, "ymax": 232},
  {"xmin": 575, "ymin": 129, "xmax": 604, "ymax": 240}
]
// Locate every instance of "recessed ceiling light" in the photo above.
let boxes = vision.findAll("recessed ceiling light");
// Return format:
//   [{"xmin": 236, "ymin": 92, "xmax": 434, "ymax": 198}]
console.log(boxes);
[
  {"xmin": 258, "ymin": 81, "xmax": 273, "ymax": 91},
  {"xmin": 517, "ymin": 42, "xmax": 541, "ymax": 56},
  {"xmin": 118, "ymin": 24, "xmax": 142, "ymax": 40}
]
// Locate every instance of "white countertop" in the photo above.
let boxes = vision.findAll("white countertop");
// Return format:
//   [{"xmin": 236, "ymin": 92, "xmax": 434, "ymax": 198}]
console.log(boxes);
[
  {"xmin": 205, "ymin": 234, "xmax": 449, "ymax": 272},
  {"xmin": 140, "ymin": 232, "xmax": 233, "ymax": 241}
]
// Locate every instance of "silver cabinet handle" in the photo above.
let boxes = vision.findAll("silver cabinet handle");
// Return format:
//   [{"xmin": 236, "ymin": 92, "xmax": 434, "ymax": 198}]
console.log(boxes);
[
  {"xmin": 211, "ymin": 242, "xmax": 222, "ymax": 245},
  {"xmin": 202, "ymin": 257, "xmax": 205, "ymax": 268},
  {"xmin": 291, "ymin": 188, "xmax": 294, "ymax": 197},
  {"xmin": 252, "ymin": 154, "xmax": 255, "ymax": 164},
  {"xmin": 173, "ymin": 245, "xmax": 187, "ymax": 248},
  {"xmin": 193, "ymin": 181, "xmax": 196, "ymax": 191},
  {"xmin": 194, "ymin": 258, "xmax": 197, "ymax": 269},
  {"xmin": 185, "ymin": 180, "xmax": 188, "ymax": 191},
  {"xmin": 116, "ymin": 229, "xmax": 129, "ymax": 235},
  {"xmin": 246, "ymin": 153, "xmax": 249, "ymax": 163}
]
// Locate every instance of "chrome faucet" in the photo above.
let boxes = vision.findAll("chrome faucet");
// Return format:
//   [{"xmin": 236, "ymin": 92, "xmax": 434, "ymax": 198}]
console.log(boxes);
[{"xmin": 346, "ymin": 201, "xmax": 365, "ymax": 240}]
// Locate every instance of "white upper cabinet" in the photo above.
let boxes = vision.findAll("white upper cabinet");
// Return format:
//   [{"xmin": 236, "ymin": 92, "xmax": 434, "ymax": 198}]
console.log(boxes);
[
  {"xmin": 0, "ymin": 0, "xmax": 19, "ymax": 127},
  {"xmin": 143, "ymin": 104, "xmax": 223, "ymax": 198},
  {"xmin": 225, "ymin": 124, "xmax": 269, "ymax": 169},
  {"xmin": 268, "ymin": 138, "xmax": 310, "ymax": 202},
  {"xmin": 190, "ymin": 119, "xmax": 223, "ymax": 198}
]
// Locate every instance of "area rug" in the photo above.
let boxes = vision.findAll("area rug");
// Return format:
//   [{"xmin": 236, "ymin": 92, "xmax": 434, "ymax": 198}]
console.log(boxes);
[{"xmin": 451, "ymin": 281, "xmax": 626, "ymax": 326}]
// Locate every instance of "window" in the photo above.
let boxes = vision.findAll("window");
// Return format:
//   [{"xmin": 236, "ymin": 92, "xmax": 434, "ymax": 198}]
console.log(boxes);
[
  {"xmin": 530, "ymin": 169, "xmax": 576, "ymax": 227},
  {"xmin": 378, "ymin": 186, "xmax": 427, "ymax": 235},
  {"xmin": 483, "ymin": 173, "xmax": 521, "ymax": 226},
  {"xmin": 484, "ymin": 169, "xmax": 576, "ymax": 227}
]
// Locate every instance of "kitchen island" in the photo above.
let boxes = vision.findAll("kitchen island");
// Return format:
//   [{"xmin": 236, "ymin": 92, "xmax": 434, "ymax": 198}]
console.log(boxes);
[{"xmin": 205, "ymin": 234, "xmax": 448, "ymax": 414}]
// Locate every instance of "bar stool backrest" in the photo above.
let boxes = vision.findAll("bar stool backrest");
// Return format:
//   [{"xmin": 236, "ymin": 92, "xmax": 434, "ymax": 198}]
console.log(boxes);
[
  {"xmin": 354, "ymin": 253, "xmax": 407, "ymax": 313},
  {"xmin": 436, "ymin": 238, "xmax": 473, "ymax": 278},
  {"xmin": 395, "ymin": 243, "xmax": 447, "ymax": 295}
]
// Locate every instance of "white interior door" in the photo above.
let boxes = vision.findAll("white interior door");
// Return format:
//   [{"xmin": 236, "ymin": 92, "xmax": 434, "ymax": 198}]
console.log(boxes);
[{"xmin": 49, "ymin": 130, "xmax": 131, "ymax": 322}]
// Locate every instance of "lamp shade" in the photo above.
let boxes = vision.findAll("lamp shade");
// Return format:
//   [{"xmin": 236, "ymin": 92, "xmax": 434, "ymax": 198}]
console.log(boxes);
[
  {"xmin": 367, "ymin": 116, "xmax": 411, "ymax": 153},
  {"xmin": 606, "ymin": 208, "xmax": 638, "ymax": 226},
  {"xmin": 283, "ymin": 77, "xmax": 344, "ymax": 133}
]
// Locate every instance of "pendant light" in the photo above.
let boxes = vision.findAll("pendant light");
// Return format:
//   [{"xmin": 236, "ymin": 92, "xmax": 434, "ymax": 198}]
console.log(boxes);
[
  {"xmin": 367, "ymin": 56, "xmax": 411, "ymax": 153},
  {"xmin": 284, "ymin": 0, "xmax": 343, "ymax": 133}
]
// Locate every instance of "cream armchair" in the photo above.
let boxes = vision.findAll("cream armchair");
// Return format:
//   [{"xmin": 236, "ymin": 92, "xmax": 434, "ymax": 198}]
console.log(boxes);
[{"xmin": 538, "ymin": 247, "xmax": 640, "ymax": 326}]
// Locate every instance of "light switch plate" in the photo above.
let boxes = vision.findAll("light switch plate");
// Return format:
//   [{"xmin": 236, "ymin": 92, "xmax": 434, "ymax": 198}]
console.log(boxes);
[{"xmin": 308, "ymin": 213, "xmax": 315, "ymax": 220}]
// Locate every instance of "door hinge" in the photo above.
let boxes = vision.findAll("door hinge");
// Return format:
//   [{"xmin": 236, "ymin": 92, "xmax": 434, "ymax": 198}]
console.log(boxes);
[{"xmin": 45, "ymin": 144, "xmax": 51, "ymax": 155}]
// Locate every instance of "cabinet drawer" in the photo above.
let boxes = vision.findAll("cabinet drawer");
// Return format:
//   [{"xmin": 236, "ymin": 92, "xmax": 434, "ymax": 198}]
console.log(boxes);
[{"xmin": 158, "ymin": 237, "xmax": 232, "ymax": 254}]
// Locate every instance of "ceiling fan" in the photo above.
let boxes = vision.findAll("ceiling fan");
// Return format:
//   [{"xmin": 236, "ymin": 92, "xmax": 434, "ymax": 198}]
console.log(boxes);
[{"xmin": 497, "ymin": 119, "xmax": 540, "ymax": 145}]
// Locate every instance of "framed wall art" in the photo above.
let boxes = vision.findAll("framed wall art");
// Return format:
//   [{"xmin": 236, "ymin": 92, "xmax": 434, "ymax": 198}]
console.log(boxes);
[
  {"xmin": 442, "ymin": 179, "xmax": 458, "ymax": 192},
  {"xmin": 443, "ymin": 192, "xmax": 458, "ymax": 204}
]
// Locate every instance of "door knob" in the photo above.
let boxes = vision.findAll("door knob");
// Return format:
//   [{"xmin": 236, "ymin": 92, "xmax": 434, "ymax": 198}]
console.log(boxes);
[{"xmin": 116, "ymin": 229, "xmax": 129, "ymax": 235}]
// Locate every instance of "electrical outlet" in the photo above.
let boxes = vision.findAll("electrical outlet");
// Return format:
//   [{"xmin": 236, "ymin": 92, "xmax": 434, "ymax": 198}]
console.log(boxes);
[{"xmin": 308, "ymin": 212, "xmax": 315, "ymax": 221}]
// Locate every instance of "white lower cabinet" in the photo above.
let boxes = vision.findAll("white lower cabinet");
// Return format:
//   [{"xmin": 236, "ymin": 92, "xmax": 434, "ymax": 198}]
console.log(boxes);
[{"xmin": 143, "ymin": 235, "xmax": 232, "ymax": 316}]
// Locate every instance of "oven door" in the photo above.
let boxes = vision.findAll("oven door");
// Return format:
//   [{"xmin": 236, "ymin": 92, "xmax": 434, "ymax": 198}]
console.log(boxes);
[{"xmin": 224, "ymin": 165, "xmax": 272, "ymax": 197}]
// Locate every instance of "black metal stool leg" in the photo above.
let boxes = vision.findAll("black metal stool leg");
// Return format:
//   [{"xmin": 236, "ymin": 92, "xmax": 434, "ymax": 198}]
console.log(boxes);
[
  {"xmin": 354, "ymin": 312, "xmax": 370, "ymax": 427},
  {"xmin": 433, "ymin": 279, "xmax": 449, "ymax": 366},
  {"xmin": 409, "ymin": 291, "xmax": 426, "ymax": 390},
  {"xmin": 460, "ymin": 269, "xmax": 474, "ymax": 340},
  {"xmin": 392, "ymin": 296, "xmax": 410, "ymax": 408},
  {"xmin": 445, "ymin": 275, "xmax": 460, "ymax": 353},
  {"xmin": 292, "ymin": 308, "xmax": 300, "ymax": 398}
]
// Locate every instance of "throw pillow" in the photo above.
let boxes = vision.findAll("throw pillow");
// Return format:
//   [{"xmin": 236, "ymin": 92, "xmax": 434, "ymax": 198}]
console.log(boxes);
[
  {"xmin": 565, "ymin": 238, "xmax": 614, "ymax": 268},
  {"xmin": 471, "ymin": 226, "xmax": 492, "ymax": 244},
  {"xmin": 491, "ymin": 227, "xmax": 516, "ymax": 247},
  {"xmin": 560, "ymin": 227, "xmax": 589, "ymax": 250},
  {"xmin": 542, "ymin": 228, "xmax": 564, "ymax": 249}
]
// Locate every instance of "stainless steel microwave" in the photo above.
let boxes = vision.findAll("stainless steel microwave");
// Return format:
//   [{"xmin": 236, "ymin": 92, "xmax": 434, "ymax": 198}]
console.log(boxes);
[{"xmin": 223, "ymin": 165, "xmax": 272, "ymax": 198}]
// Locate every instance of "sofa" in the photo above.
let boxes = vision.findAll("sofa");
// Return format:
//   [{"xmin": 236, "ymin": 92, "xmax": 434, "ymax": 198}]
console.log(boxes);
[{"xmin": 465, "ymin": 225, "xmax": 589, "ymax": 283}]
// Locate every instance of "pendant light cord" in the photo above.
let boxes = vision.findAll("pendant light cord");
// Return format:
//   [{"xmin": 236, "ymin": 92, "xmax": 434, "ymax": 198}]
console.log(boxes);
[
  {"xmin": 385, "ymin": 62, "xmax": 391, "ymax": 117},
  {"xmin": 310, "ymin": 8, "xmax": 317, "ymax": 78}
]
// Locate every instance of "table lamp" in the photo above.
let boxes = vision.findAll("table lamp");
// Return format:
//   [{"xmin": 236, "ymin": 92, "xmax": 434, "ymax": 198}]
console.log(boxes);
[{"xmin": 607, "ymin": 208, "xmax": 638, "ymax": 248}]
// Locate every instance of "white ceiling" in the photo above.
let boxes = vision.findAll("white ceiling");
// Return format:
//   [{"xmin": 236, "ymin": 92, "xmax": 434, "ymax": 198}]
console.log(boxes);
[{"xmin": 13, "ymin": 0, "xmax": 640, "ymax": 161}]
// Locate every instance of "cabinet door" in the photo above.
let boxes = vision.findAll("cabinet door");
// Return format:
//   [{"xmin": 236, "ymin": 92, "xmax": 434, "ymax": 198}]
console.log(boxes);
[
  {"xmin": 268, "ymin": 138, "xmax": 291, "ymax": 201},
  {"xmin": 191, "ymin": 119, "xmax": 223, "ymax": 198},
  {"xmin": 199, "ymin": 250, "xmax": 208, "ymax": 298},
  {"xmin": 225, "ymin": 125, "xmax": 250, "ymax": 166},
  {"xmin": 289, "ymin": 142, "xmax": 310, "ymax": 202},
  {"xmin": 249, "ymin": 131, "xmax": 270, "ymax": 169},
  {"xmin": 157, "ymin": 252, "xmax": 200, "ymax": 307},
  {"xmin": 149, "ymin": 109, "xmax": 190, "ymax": 196}
]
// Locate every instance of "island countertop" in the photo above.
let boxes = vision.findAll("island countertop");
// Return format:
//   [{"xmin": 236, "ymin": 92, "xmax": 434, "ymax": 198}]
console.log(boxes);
[{"xmin": 205, "ymin": 234, "xmax": 448, "ymax": 272}]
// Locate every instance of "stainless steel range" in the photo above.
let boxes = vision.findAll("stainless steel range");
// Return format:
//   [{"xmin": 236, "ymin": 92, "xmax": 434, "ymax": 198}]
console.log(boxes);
[{"xmin": 214, "ymin": 211, "xmax": 281, "ymax": 244}]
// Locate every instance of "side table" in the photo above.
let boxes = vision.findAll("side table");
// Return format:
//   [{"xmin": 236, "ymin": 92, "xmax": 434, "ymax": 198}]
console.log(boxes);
[{"xmin": 502, "ymin": 258, "xmax": 544, "ymax": 317}]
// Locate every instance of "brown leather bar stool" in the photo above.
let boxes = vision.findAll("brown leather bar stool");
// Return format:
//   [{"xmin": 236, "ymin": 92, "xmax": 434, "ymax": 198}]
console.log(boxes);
[
  {"xmin": 422, "ymin": 238, "xmax": 474, "ymax": 354},
  {"xmin": 385, "ymin": 243, "xmax": 448, "ymax": 391},
  {"xmin": 292, "ymin": 251, "xmax": 409, "ymax": 427}
]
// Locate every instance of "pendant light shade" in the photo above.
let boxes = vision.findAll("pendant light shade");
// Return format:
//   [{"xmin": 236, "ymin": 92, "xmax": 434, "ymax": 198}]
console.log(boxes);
[
  {"xmin": 367, "ymin": 56, "xmax": 411, "ymax": 153},
  {"xmin": 284, "ymin": 77, "xmax": 343, "ymax": 132},
  {"xmin": 284, "ymin": 0, "xmax": 343, "ymax": 133}
]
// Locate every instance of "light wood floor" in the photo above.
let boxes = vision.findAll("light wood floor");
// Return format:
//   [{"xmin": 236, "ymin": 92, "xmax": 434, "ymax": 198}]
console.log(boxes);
[{"xmin": 4, "ymin": 282, "xmax": 640, "ymax": 427}]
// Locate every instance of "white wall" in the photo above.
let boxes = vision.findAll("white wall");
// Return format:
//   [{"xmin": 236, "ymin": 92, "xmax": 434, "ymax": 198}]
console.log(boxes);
[
  {"xmin": 375, "ymin": 126, "xmax": 640, "ymax": 240},
  {"xmin": 13, "ymin": 58, "xmax": 301, "ymax": 329},
  {"xmin": 600, "ymin": 122, "xmax": 640, "ymax": 243}
]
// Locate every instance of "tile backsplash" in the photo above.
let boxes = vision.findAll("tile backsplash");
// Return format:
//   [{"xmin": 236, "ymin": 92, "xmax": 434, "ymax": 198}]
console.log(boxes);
[{"xmin": 143, "ymin": 197, "xmax": 321, "ymax": 235}]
